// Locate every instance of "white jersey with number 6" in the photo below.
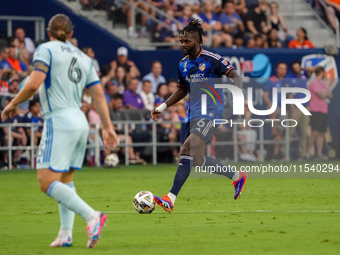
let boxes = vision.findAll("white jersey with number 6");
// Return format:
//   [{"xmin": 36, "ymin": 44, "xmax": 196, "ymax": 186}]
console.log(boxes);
[{"xmin": 33, "ymin": 40, "xmax": 100, "ymax": 115}]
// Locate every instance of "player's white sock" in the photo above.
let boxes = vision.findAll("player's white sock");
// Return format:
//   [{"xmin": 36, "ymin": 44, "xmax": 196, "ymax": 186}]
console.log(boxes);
[
  {"xmin": 58, "ymin": 182, "xmax": 76, "ymax": 238},
  {"xmin": 167, "ymin": 192, "xmax": 176, "ymax": 205},
  {"xmin": 47, "ymin": 181, "xmax": 96, "ymax": 223},
  {"xmin": 231, "ymin": 171, "xmax": 240, "ymax": 181}
]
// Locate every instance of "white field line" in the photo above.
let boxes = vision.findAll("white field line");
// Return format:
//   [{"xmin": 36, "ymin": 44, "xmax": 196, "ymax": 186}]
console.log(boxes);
[{"xmin": 1, "ymin": 210, "xmax": 340, "ymax": 215}]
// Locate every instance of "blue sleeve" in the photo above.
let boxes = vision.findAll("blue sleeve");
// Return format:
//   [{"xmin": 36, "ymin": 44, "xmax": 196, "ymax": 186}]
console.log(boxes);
[
  {"xmin": 212, "ymin": 57, "xmax": 235, "ymax": 76},
  {"xmin": 86, "ymin": 63, "xmax": 100, "ymax": 89},
  {"xmin": 177, "ymin": 67, "xmax": 185, "ymax": 88}
]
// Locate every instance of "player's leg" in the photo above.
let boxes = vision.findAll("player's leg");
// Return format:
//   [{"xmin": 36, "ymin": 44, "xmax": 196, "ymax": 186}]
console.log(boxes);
[
  {"xmin": 50, "ymin": 170, "xmax": 76, "ymax": 247},
  {"xmin": 37, "ymin": 114, "xmax": 106, "ymax": 248},
  {"xmin": 154, "ymin": 123, "xmax": 208, "ymax": 211}
]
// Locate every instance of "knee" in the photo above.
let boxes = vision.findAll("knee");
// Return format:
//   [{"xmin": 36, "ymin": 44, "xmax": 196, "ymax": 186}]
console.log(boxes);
[
  {"xmin": 180, "ymin": 142, "xmax": 190, "ymax": 156},
  {"xmin": 37, "ymin": 175, "xmax": 54, "ymax": 194}
]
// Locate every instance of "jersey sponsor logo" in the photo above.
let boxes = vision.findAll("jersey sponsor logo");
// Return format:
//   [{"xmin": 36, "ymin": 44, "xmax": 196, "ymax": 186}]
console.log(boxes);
[
  {"xmin": 199, "ymin": 63, "xmax": 206, "ymax": 71},
  {"xmin": 186, "ymin": 73, "xmax": 208, "ymax": 83}
]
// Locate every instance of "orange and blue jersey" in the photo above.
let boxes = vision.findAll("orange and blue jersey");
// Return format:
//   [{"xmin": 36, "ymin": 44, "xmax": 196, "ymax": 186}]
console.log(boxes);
[{"xmin": 178, "ymin": 48, "xmax": 234, "ymax": 121}]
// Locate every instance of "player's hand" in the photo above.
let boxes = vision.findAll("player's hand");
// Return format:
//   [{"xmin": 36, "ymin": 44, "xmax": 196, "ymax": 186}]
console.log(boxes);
[
  {"xmin": 150, "ymin": 109, "xmax": 161, "ymax": 121},
  {"xmin": 1, "ymin": 102, "xmax": 18, "ymax": 122},
  {"xmin": 102, "ymin": 128, "xmax": 119, "ymax": 152}
]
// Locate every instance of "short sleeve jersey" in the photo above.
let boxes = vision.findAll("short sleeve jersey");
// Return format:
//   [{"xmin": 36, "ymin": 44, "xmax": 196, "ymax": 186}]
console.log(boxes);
[
  {"xmin": 33, "ymin": 41, "xmax": 100, "ymax": 115},
  {"xmin": 177, "ymin": 48, "xmax": 234, "ymax": 121}
]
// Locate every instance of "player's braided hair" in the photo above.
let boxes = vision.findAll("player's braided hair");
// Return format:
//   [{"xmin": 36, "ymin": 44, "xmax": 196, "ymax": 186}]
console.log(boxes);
[{"xmin": 178, "ymin": 19, "xmax": 203, "ymax": 45}]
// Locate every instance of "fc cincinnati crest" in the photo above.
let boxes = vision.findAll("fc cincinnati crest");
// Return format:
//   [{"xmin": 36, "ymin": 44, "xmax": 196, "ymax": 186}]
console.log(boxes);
[{"xmin": 199, "ymin": 63, "xmax": 206, "ymax": 71}]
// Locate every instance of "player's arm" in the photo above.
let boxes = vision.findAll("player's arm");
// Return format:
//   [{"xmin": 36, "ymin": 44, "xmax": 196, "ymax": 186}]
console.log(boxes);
[
  {"xmin": 227, "ymin": 69, "xmax": 243, "ymax": 89},
  {"xmin": 1, "ymin": 71, "xmax": 45, "ymax": 121},
  {"xmin": 150, "ymin": 87, "xmax": 188, "ymax": 121}
]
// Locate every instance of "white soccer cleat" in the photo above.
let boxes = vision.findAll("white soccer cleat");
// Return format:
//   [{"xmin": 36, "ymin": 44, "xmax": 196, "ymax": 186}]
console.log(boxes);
[{"xmin": 49, "ymin": 236, "xmax": 72, "ymax": 247}]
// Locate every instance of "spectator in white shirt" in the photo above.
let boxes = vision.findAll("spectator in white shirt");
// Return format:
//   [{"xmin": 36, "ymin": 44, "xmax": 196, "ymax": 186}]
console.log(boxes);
[
  {"xmin": 142, "ymin": 60, "xmax": 166, "ymax": 93},
  {"xmin": 140, "ymin": 80, "xmax": 155, "ymax": 111},
  {"xmin": 14, "ymin": 27, "xmax": 35, "ymax": 56}
]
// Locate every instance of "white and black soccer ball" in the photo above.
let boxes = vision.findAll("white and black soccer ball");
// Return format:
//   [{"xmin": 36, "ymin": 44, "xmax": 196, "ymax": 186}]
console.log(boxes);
[
  {"xmin": 133, "ymin": 191, "xmax": 157, "ymax": 214},
  {"xmin": 104, "ymin": 153, "xmax": 119, "ymax": 167}
]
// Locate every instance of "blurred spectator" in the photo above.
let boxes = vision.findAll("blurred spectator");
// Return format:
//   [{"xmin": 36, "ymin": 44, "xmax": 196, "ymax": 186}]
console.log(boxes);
[
  {"xmin": 246, "ymin": 0, "xmax": 270, "ymax": 35},
  {"xmin": 113, "ymin": 66, "xmax": 127, "ymax": 94},
  {"xmin": 140, "ymin": 80, "xmax": 155, "ymax": 111},
  {"xmin": 267, "ymin": 2, "xmax": 290, "ymax": 42},
  {"xmin": 285, "ymin": 60, "xmax": 309, "ymax": 159},
  {"xmin": 154, "ymin": 83, "xmax": 168, "ymax": 106},
  {"xmin": 220, "ymin": 1, "xmax": 245, "ymax": 38},
  {"xmin": 0, "ymin": 47, "xmax": 10, "ymax": 71},
  {"xmin": 20, "ymin": 65, "xmax": 34, "ymax": 86},
  {"xmin": 70, "ymin": 37, "xmax": 78, "ymax": 47},
  {"xmin": 14, "ymin": 27, "xmax": 36, "ymax": 56},
  {"xmin": 110, "ymin": 46, "xmax": 140, "ymax": 80},
  {"xmin": 6, "ymin": 45, "xmax": 27, "ymax": 73},
  {"xmin": 82, "ymin": 47, "xmax": 100, "ymax": 76},
  {"xmin": 306, "ymin": 67, "xmax": 332, "ymax": 160},
  {"xmin": 108, "ymin": 93, "xmax": 124, "ymax": 121},
  {"xmin": 1, "ymin": 97, "xmax": 27, "ymax": 167},
  {"xmin": 254, "ymin": 34, "xmax": 266, "ymax": 48},
  {"xmin": 264, "ymin": 28, "xmax": 282, "ymax": 48},
  {"xmin": 288, "ymin": 27, "xmax": 315, "ymax": 49},
  {"xmin": 167, "ymin": 79, "xmax": 178, "ymax": 95},
  {"xmin": 200, "ymin": 0, "xmax": 233, "ymax": 47},
  {"xmin": 8, "ymin": 37, "xmax": 20, "ymax": 50},
  {"xmin": 263, "ymin": 62, "xmax": 290, "ymax": 160},
  {"xmin": 17, "ymin": 48, "xmax": 31, "ymax": 66},
  {"xmin": 156, "ymin": 8, "xmax": 180, "ymax": 48},
  {"xmin": 123, "ymin": 77, "xmax": 145, "ymax": 109},
  {"xmin": 104, "ymin": 81, "xmax": 117, "ymax": 104},
  {"xmin": 232, "ymin": 0, "xmax": 247, "ymax": 15},
  {"xmin": 100, "ymin": 65, "xmax": 115, "ymax": 90},
  {"xmin": 119, "ymin": 0, "xmax": 149, "ymax": 37},
  {"xmin": 175, "ymin": 0, "xmax": 200, "ymax": 10},
  {"xmin": 177, "ymin": 3, "xmax": 194, "ymax": 29},
  {"xmin": 0, "ymin": 66, "xmax": 8, "ymax": 92},
  {"xmin": 246, "ymin": 37, "xmax": 255, "ymax": 48},
  {"xmin": 245, "ymin": 0, "xmax": 259, "ymax": 9},
  {"xmin": 323, "ymin": 0, "xmax": 340, "ymax": 32},
  {"xmin": 232, "ymin": 34, "xmax": 244, "ymax": 48},
  {"xmin": 142, "ymin": 60, "xmax": 166, "ymax": 93},
  {"xmin": 22, "ymin": 99, "xmax": 43, "ymax": 147},
  {"xmin": 5, "ymin": 77, "xmax": 29, "ymax": 115}
]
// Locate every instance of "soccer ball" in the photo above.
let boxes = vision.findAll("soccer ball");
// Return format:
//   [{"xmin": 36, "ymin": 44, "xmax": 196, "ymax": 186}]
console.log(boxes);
[
  {"xmin": 104, "ymin": 153, "xmax": 119, "ymax": 167},
  {"xmin": 133, "ymin": 191, "xmax": 157, "ymax": 214}
]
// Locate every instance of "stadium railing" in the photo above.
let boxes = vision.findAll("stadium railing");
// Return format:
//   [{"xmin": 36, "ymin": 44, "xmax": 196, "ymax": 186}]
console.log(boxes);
[
  {"xmin": 0, "ymin": 15, "xmax": 45, "ymax": 42},
  {"xmin": 0, "ymin": 120, "xmax": 296, "ymax": 169}
]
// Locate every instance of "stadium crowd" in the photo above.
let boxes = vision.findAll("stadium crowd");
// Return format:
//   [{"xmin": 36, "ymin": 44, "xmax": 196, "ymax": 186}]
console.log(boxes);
[
  {"xmin": 0, "ymin": 21, "xmax": 333, "ymax": 169},
  {"xmin": 81, "ymin": 0, "xmax": 317, "ymax": 49}
]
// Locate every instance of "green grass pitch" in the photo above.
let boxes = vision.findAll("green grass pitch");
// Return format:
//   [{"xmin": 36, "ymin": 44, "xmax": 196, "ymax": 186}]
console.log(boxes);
[{"xmin": 1, "ymin": 163, "xmax": 340, "ymax": 255}]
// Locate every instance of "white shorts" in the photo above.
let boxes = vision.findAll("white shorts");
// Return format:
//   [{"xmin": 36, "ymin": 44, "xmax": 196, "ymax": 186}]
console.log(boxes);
[{"xmin": 36, "ymin": 108, "xmax": 89, "ymax": 172}]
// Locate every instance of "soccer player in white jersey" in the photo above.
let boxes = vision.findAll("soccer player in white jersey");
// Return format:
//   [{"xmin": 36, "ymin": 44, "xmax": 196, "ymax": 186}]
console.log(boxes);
[{"xmin": 1, "ymin": 14, "xmax": 118, "ymax": 248}]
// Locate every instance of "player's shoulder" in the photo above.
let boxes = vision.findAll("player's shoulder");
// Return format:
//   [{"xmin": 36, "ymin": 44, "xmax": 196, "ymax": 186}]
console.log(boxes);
[
  {"xmin": 179, "ymin": 55, "xmax": 188, "ymax": 63},
  {"xmin": 201, "ymin": 49, "xmax": 222, "ymax": 61}
]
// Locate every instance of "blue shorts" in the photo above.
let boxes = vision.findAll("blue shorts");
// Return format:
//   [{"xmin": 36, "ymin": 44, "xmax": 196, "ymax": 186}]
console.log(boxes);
[
  {"xmin": 36, "ymin": 108, "xmax": 89, "ymax": 172},
  {"xmin": 185, "ymin": 118, "xmax": 216, "ymax": 144}
]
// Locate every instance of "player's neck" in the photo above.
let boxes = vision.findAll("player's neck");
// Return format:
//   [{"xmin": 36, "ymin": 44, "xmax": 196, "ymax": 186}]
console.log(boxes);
[{"xmin": 188, "ymin": 47, "xmax": 201, "ymax": 60}]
